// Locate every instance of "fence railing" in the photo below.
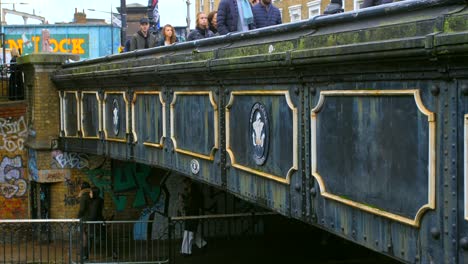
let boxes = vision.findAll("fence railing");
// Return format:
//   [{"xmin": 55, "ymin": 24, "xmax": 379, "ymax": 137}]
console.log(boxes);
[{"xmin": 0, "ymin": 212, "xmax": 275, "ymax": 264}]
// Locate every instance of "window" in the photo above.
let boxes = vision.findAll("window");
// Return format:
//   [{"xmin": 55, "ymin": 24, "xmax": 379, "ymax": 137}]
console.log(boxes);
[
  {"xmin": 354, "ymin": 0, "xmax": 364, "ymax": 10},
  {"xmin": 288, "ymin": 5, "xmax": 302, "ymax": 22},
  {"xmin": 209, "ymin": 0, "xmax": 214, "ymax": 11},
  {"xmin": 307, "ymin": 0, "xmax": 321, "ymax": 18},
  {"xmin": 199, "ymin": 0, "xmax": 204, "ymax": 12}
]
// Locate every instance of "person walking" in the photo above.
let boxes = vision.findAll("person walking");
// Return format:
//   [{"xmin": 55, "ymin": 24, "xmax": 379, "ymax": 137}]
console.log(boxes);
[
  {"xmin": 77, "ymin": 182, "xmax": 92, "ymax": 260},
  {"xmin": 180, "ymin": 179, "xmax": 206, "ymax": 256},
  {"xmin": 217, "ymin": 0, "xmax": 256, "ymax": 35},
  {"xmin": 187, "ymin": 12, "xmax": 215, "ymax": 41},
  {"xmin": 130, "ymin": 17, "xmax": 158, "ymax": 51},
  {"xmin": 252, "ymin": 0, "xmax": 282, "ymax": 29}
]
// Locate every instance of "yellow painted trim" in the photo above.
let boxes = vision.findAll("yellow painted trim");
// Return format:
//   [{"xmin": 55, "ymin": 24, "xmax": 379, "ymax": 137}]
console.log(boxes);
[
  {"xmin": 226, "ymin": 90, "xmax": 298, "ymax": 185},
  {"xmin": 132, "ymin": 91, "xmax": 166, "ymax": 148},
  {"xmin": 59, "ymin": 91, "xmax": 64, "ymax": 133},
  {"xmin": 63, "ymin": 91, "xmax": 80, "ymax": 138},
  {"xmin": 311, "ymin": 89, "xmax": 436, "ymax": 227},
  {"xmin": 170, "ymin": 91, "xmax": 218, "ymax": 161},
  {"xmin": 465, "ymin": 114, "xmax": 468, "ymax": 221},
  {"xmin": 80, "ymin": 91, "xmax": 101, "ymax": 139},
  {"xmin": 103, "ymin": 91, "xmax": 128, "ymax": 143}
]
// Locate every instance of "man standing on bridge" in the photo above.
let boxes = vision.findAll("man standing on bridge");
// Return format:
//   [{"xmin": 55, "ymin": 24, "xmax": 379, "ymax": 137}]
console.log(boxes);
[
  {"xmin": 130, "ymin": 17, "xmax": 158, "ymax": 51},
  {"xmin": 252, "ymin": 0, "xmax": 282, "ymax": 28},
  {"xmin": 217, "ymin": 0, "xmax": 256, "ymax": 35}
]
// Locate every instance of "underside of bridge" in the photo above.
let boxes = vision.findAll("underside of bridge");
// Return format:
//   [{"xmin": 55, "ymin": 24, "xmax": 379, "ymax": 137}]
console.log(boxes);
[{"xmin": 15, "ymin": 0, "xmax": 468, "ymax": 263}]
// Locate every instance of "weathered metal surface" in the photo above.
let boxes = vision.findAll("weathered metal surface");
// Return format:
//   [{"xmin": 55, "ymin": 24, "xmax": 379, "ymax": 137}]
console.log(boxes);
[{"xmin": 46, "ymin": 0, "xmax": 468, "ymax": 263}]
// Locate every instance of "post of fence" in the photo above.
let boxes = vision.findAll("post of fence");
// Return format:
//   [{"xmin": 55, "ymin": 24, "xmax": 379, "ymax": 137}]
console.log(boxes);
[{"xmin": 168, "ymin": 216, "xmax": 174, "ymax": 264}]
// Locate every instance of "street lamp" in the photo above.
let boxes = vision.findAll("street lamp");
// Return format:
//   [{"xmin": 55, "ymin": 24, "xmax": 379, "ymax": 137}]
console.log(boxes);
[
  {"xmin": 0, "ymin": 2, "xmax": 28, "ymax": 64},
  {"xmin": 87, "ymin": 8, "xmax": 121, "ymax": 54}
]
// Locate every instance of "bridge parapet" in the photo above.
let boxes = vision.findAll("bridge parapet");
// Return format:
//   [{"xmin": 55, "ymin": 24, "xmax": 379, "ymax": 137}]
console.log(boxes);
[{"xmin": 41, "ymin": 1, "xmax": 468, "ymax": 263}]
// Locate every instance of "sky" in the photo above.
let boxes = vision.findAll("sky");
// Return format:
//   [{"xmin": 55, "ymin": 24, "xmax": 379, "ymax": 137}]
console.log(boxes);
[{"xmin": 3, "ymin": 0, "xmax": 195, "ymax": 28}]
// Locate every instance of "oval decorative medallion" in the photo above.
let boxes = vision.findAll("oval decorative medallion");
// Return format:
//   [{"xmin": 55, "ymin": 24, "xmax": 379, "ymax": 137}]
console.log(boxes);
[
  {"xmin": 190, "ymin": 159, "xmax": 200, "ymax": 175},
  {"xmin": 249, "ymin": 102, "xmax": 269, "ymax": 166},
  {"xmin": 112, "ymin": 99, "xmax": 119, "ymax": 136}
]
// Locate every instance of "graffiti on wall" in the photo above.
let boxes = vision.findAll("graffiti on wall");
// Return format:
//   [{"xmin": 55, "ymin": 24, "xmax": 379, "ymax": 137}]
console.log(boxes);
[
  {"xmin": 64, "ymin": 178, "xmax": 82, "ymax": 206},
  {"xmin": 0, "ymin": 116, "xmax": 28, "ymax": 153},
  {"xmin": 0, "ymin": 156, "xmax": 27, "ymax": 199},
  {"xmin": 7, "ymin": 34, "xmax": 89, "ymax": 56},
  {"xmin": 51, "ymin": 150, "xmax": 89, "ymax": 169}
]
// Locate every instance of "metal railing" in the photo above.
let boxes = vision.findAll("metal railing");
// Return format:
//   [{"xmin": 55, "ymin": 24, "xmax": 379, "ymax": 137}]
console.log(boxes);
[{"xmin": 0, "ymin": 212, "xmax": 276, "ymax": 264}]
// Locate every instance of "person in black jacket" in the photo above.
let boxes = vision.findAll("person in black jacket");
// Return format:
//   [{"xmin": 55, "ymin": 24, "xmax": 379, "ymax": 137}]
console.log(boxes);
[
  {"xmin": 217, "ymin": 0, "xmax": 256, "ymax": 35},
  {"xmin": 361, "ymin": 0, "xmax": 393, "ymax": 8},
  {"xmin": 252, "ymin": 0, "xmax": 282, "ymax": 28},
  {"xmin": 180, "ymin": 179, "xmax": 206, "ymax": 256},
  {"xmin": 8, "ymin": 48, "xmax": 24, "ymax": 100},
  {"xmin": 188, "ymin": 12, "xmax": 215, "ymax": 41},
  {"xmin": 78, "ymin": 182, "xmax": 92, "ymax": 260}
]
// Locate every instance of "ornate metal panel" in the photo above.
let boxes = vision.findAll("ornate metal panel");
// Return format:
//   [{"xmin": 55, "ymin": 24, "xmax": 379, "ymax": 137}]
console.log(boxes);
[
  {"xmin": 226, "ymin": 91, "xmax": 298, "ymax": 184},
  {"xmin": 103, "ymin": 92, "xmax": 128, "ymax": 142},
  {"xmin": 170, "ymin": 91, "xmax": 218, "ymax": 160},
  {"xmin": 132, "ymin": 91, "xmax": 166, "ymax": 148},
  {"xmin": 61, "ymin": 91, "xmax": 79, "ymax": 138},
  {"xmin": 311, "ymin": 89, "xmax": 436, "ymax": 227},
  {"xmin": 81, "ymin": 91, "xmax": 101, "ymax": 139}
]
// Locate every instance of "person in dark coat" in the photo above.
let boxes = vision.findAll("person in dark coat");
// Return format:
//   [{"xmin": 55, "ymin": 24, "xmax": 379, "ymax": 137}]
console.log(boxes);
[
  {"xmin": 180, "ymin": 179, "xmax": 206, "ymax": 256},
  {"xmin": 252, "ymin": 0, "xmax": 282, "ymax": 29},
  {"xmin": 187, "ymin": 12, "xmax": 215, "ymax": 41},
  {"xmin": 217, "ymin": 0, "xmax": 256, "ymax": 35},
  {"xmin": 78, "ymin": 182, "xmax": 92, "ymax": 260},
  {"xmin": 324, "ymin": 0, "xmax": 344, "ymax": 14},
  {"xmin": 208, "ymin": 11, "xmax": 218, "ymax": 35},
  {"xmin": 130, "ymin": 17, "xmax": 158, "ymax": 51},
  {"xmin": 8, "ymin": 48, "xmax": 24, "ymax": 100},
  {"xmin": 361, "ymin": 0, "xmax": 393, "ymax": 8}
]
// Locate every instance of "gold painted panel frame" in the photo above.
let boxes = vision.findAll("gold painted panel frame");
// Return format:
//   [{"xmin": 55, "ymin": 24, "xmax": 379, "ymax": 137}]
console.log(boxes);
[
  {"xmin": 81, "ymin": 91, "xmax": 101, "ymax": 139},
  {"xmin": 62, "ymin": 91, "xmax": 80, "ymax": 138},
  {"xmin": 170, "ymin": 91, "xmax": 218, "ymax": 160},
  {"xmin": 465, "ymin": 114, "xmax": 468, "ymax": 221},
  {"xmin": 226, "ymin": 91, "xmax": 298, "ymax": 185},
  {"xmin": 103, "ymin": 91, "xmax": 129, "ymax": 143},
  {"xmin": 311, "ymin": 89, "xmax": 436, "ymax": 227},
  {"xmin": 132, "ymin": 91, "xmax": 166, "ymax": 148}
]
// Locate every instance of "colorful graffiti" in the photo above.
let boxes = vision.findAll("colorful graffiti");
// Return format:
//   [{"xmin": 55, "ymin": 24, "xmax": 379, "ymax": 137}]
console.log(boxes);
[
  {"xmin": 7, "ymin": 34, "xmax": 89, "ymax": 56},
  {"xmin": 28, "ymin": 149, "xmax": 39, "ymax": 181},
  {"xmin": 0, "ymin": 156, "xmax": 27, "ymax": 199},
  {"xmin": 0, "ymin": 116, "xmax": 28, "ymax": 153},
  {"xmin": 51, "ymin": 150, "xmax": 89, "ymax": 169}
]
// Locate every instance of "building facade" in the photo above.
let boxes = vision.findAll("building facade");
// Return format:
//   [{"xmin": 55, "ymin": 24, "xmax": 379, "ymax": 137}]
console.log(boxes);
[{"xmin": 196, "ymin": 0, "xmax": 365, "ymax": 24}]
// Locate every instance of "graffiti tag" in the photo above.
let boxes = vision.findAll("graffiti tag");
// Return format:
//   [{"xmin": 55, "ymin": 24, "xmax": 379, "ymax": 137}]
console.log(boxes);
[
  {"xmin": 0, "ymin": 117, "xmax": 27, "ymax": 153},
  {"xmin": 51, "ymin": 151, "xmax": 89, "ymax": 169},
  {"xmin": 0, "ymin": 156, "xmax": 27, "ymax": 198}
]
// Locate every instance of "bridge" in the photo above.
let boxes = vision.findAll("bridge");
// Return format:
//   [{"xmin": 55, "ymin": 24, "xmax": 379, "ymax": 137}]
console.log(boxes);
[{"xmin": 12, "ymin": 0, "xmax": 468, "ymax": 263}]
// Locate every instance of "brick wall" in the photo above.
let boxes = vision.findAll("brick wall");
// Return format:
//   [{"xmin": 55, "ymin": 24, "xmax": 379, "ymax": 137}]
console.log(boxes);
[{"xmin": 0, "ymin": 103, "xmax": 29, "ymax": 219}]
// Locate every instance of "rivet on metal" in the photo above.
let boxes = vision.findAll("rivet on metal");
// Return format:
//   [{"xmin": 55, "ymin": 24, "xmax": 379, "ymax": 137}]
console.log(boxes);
[
  {"xmin": 430, "ymin": 85, "xmax": 440, "ymax": 96},
  {"xmin": 295, "ymin": 184, "xmax": 301, "ymax": 191},
  {"xmin": 310, "ymin": 187, "xmax": 317, "ymax": 197},
  {"xmin": 462, "ymin": 85, "xmax": 468, "ymax": 96},
  {"xmin": 460, "ymin": 237, "xmax": 468, "ymax": 250},
  {"xmin": 430, "ymin": 227, "xmax": 440, "ymax": 240}
]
